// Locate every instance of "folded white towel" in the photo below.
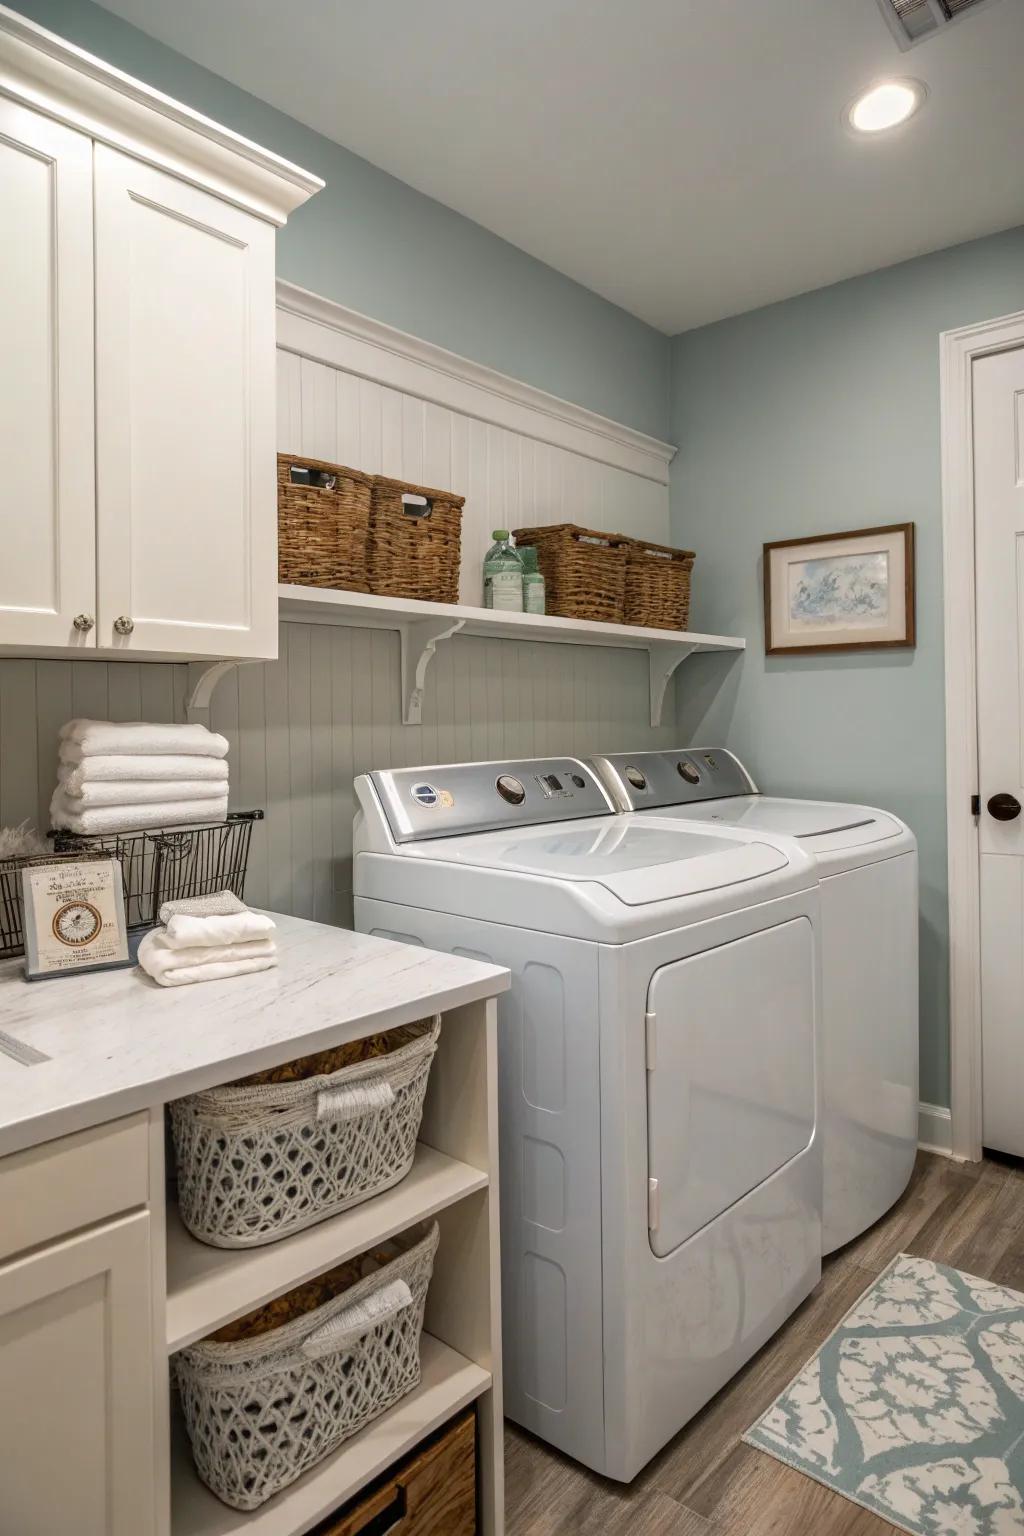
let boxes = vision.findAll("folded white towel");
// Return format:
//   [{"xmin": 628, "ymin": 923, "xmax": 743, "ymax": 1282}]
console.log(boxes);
[
  {"xmin": 49, "ymin": 789, "xmax": 229, "ymax": 835},
  {"xmin": 59, "ymin": 778, "xmax": 227, "ymax": 807},
  {"xmin": 137, "ymin": 928, "xmax": 277, "ymax": 988},
  {"xmin": 159, "ymin": 891, "xmax": 247, "ymax": 923},
  {"xmin": 60, "ymin": 754, "xmax": 229, "ymax": 784},
  {"xmin": 58, "ymin": 720, "xmax": 229, "ymax": 759},
  {"xmin": 164, "ymin": 910, "xmax": 276, "ymax": 950}
]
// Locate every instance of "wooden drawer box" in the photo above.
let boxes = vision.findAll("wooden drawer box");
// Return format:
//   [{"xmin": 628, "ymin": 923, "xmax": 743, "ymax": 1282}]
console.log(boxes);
[{"xmin": 315, "ymin": 1411, "xmax": 476, "ymax": 1535}]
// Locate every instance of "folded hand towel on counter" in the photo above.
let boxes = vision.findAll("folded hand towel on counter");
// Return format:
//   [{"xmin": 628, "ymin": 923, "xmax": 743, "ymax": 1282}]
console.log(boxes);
[
  {"xmin": 58, "ymin": 719, "xmax": 229, "ymax": 759},
  {"xmin": 49, "ymin": 789, "xmax": 229, "ymax": 835},
  {"xmin": 164, "ymin": 910, "xmax": 276, "ymax": 949},
  {"xmin": 159, "ymin": 890, "xmax": 247, "ymax": 923},
  {"xmin": 59, "ymin": 754, "xmax": 229, "ymax": 784},
  {"xmin": 137, "ymin": 929, "xmax": 277, "ymax": 987},
  {"xmin": 60, "ymin": 778, "xmax": 229, "ymax": 807}
]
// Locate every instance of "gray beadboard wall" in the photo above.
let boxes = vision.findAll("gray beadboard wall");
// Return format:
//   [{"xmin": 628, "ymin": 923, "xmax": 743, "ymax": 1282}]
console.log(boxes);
[{"xmin": 0, "ymin": 628, "xmax": 679, "ymax": 929}]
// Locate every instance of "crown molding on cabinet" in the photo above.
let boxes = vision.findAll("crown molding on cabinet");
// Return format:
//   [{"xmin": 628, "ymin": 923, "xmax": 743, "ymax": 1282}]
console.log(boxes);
[
  {"xmin": 0, "ymin": 5, "xmax": 322, "ymax": 224},
  {"xmin": 276, "ymin": 280, "xmax": 678, "ymax": 486}
]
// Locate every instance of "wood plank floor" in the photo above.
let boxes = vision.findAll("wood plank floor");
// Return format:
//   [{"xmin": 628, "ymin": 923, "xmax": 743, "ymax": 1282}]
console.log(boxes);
[{"xmin": 505, "ymin": 1151, "xmax": 1024, "ymax": 1535}]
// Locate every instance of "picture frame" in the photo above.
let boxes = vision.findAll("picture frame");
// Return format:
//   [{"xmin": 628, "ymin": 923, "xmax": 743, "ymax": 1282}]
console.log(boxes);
[
  {"xmin": 21, "ymin": 856, "xmax": 131, "ymax": 981},
  {"xmin": 763, "ymin": 522, "xmax": 915, "ymax": 655}
]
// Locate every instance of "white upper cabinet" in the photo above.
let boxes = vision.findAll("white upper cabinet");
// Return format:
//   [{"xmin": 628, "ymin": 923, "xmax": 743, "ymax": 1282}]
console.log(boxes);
[
  {"xmin": 0, "ymin": 4, "xmax": 321, "ymax": 660},
  {"xmin": 94, "ymin": 148, "xmax": 277, "ymax": 657},
  {"xmin": 0, "ymin": 100, "xmax": 96, "ymax": 649}
]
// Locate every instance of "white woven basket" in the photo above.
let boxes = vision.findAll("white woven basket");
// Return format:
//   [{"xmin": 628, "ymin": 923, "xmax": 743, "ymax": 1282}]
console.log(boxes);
[
  {"xmin": 170, "ymin": 1017, "xmax": 441, "ymax": 1248},
  {"xmin": 177, "ymin": 1222, "xmax": 439, "ymax": 1511}
]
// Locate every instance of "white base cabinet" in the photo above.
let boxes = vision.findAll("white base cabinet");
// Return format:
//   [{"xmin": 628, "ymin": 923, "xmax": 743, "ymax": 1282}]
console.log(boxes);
[{"xmin": 0, "ymin": 1213, "xmax": 157, "ymax": 1536}]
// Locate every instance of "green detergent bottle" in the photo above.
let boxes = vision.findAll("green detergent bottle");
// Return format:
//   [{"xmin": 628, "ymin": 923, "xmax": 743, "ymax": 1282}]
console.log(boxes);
[{"xmin": 483, "ymin": 530, "xmax": 524, "ymax": 612}]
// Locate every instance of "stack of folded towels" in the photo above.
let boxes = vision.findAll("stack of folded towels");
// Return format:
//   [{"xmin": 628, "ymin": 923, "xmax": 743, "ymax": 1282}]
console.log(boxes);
[
  {"xmin": 137, "ymin": 892, "xmax": 277, "ymax": 988},
  {"xmin": 50, "ymin": 719, "xmax": 230, "ymax": 835}
]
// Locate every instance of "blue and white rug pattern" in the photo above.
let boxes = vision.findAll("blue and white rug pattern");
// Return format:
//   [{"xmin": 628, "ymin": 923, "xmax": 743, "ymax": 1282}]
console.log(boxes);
[{"xmin": 744, "ymin": 1254, "xmax": 1024, "ymax": 1535}]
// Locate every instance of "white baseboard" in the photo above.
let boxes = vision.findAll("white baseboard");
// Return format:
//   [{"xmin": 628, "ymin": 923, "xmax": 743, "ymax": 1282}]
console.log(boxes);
[{"xmin": 918, "ymin": 1101, "xmax": 953, "ymax": 1156}]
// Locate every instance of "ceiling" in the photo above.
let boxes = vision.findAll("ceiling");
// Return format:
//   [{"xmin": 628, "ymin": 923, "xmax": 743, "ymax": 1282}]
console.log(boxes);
[{"xmin": 93, "ymin": 0, "xmax": 1024, "ymax": 334}]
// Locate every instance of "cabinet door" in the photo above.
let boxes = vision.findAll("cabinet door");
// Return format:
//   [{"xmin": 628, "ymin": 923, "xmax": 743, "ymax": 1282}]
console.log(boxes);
[
  {"xmin": 94, "ymin": 145, "xmax": 278, "ymax": 658},
  {"xmin": 0, "ymin": 100, "xmax": 96, "ymax": 648},
  {"xmin": 0, "ymin": 1210, "xmax": 156, "ymax": 1535}
]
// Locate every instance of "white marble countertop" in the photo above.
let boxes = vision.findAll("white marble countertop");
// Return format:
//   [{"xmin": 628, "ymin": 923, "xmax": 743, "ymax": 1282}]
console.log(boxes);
[{"xmin": 0, "ymin": 912, "xmax": 509, "ymax": 1157}]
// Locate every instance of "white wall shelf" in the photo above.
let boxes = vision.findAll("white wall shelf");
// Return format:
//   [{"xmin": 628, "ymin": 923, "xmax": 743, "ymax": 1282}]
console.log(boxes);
[
  {"xmin": 166, "ymin": 1145, "xmax": 488, "ymax": 1352},
  {"xmin": 278, "ymin": 584, "xmax": 745, "ymax": 727},
  {"xmin": 171, "ymin": 1334, "xmax": 490, "ymax": 1536}
]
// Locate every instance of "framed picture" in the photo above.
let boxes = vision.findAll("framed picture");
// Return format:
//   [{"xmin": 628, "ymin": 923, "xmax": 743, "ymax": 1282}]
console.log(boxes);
[
  {"xmin": 21, "ymin": 857, "xmax": 130, "ymax": 981},
  {"xmin": 763, "ymin": 523, "xmax": 915, "ymax": 655}
]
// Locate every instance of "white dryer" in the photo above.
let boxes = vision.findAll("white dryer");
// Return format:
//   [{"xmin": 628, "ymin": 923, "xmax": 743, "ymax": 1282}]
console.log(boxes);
[
  {"xmin": 591, "ymin": 747, "xmax": 918, "ymax": 1256},
  {"xmin": 353, "ymin": 757, "xmax": 822, "ymax": 1480}
]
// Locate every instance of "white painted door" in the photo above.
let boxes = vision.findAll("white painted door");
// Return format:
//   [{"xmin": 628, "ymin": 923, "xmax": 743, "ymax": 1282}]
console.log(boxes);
[
  {"xmin": 0, "ymin": 1211, "xmax": 156, "ymax": 1535},
  {"xmin": 93, "ymin": 144, "xmax": 278, "ymax": 658},
  {"xmin": 975, "ymin": 344, "xmax": 1024, "ymax": 1157},
  {"xmin": 0, "ymin": 100, "xmax": 96, "ymax": 649}
]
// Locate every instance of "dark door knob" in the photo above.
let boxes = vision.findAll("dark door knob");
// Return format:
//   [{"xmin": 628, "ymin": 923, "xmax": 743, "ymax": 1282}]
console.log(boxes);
[{"xmin": 987, "ymin": 792, "xmax": 1022, "ymax": 821}]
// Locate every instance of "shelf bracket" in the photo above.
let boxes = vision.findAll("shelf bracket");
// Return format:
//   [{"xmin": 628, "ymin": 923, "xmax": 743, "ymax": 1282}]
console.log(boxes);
[
  {"xmin": 648, "ymin": 640, "xmax": 697, "ymax": 727},
  {"xmin": 184, "ymin": 659, "xmax": 252, "ymax": 727},
  {"xmin": 400, "ymin": 617, "xmax": 466, "ymax": 725}
]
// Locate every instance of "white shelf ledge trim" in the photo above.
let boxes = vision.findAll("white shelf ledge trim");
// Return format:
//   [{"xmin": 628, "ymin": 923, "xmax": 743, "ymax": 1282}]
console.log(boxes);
[
  {"xmin": 165, "ymin": 1145, "xmax": 488, "ymax": 1353},
  {"xmin": 279, "ymin": 584, "xmax": 745, "ymax": 727}
]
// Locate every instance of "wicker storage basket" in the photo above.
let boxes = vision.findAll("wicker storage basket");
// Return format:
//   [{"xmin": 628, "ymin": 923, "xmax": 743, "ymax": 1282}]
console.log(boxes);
[
  {"xmin": 278, "ymin": 454, "xmax": 372, "ymax": 590},
  {"xmin": 623, "ymin": 538, "xmax": 695, "ymax": 631},
  {"xmin": 176, "ymin": 1222, "xmax": 439, "ymax": 1511},
  {"xmin": 512, "ymin": 524, "xmax": 630, "ymax": 624},
  {"xmin": 170, "ymin": 1017, "xmax": 441, "ymax": 1249},
  {"xmin": 367, "ymin": 477, "xmax": 464, "ymax": 603}
]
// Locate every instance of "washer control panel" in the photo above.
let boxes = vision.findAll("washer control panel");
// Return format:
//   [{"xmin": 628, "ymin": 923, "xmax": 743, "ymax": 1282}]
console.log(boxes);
[
  {"xmin": 370, "ymin": 758, "xmax": 614, "ymax": 842},
  {"xmin": 591, "ymin": 747, "xmax": 755, "ymax": 811}
]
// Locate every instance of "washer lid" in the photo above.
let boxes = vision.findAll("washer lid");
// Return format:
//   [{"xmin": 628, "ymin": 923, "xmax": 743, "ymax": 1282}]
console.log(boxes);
[
  {"xmin": 657, "ymin": 795, "xmax": 899, "ymax": 844},
  {"xmin": 400, "ymin": 819, "xmax": 790, "ymax": 906}
]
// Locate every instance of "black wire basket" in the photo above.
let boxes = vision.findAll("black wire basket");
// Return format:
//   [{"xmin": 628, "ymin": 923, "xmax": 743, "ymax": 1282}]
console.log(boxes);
[{"xmin": 50, "ymin": 810, "xmax": 264, "ymax": 934}]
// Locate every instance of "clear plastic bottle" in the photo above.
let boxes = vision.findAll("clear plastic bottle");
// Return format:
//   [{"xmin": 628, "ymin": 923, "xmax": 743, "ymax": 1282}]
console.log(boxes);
[
  {"xmin": 483, "ymin": 530, "xmax": 524, "ymax": 612},
  {"xmin": 520, "ymin": 544, "xmax": 546, "ymax": 615}
]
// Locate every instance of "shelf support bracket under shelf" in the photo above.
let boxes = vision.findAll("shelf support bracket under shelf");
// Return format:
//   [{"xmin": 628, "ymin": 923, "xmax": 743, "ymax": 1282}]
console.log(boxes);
[
  {"xmin": 184, "ymin": 659, "xmax": 256, "ymax": 727},
  {"xmin": 400, "ymin": 617, "xmax": 467, "ymax": 725},
  {"xmin": 648, "ymin": 640, "xmax": 698, "ymax": 728}
]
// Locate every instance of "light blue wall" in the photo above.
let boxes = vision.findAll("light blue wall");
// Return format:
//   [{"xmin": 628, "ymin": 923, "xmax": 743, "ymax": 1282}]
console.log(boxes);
[
  {"xmin": 13, "ymin": 0, "xmax": 671, "ymax": 439},
  {"xmin": 670, "ymin": 225, "xmax": 1024, "ymax": 1109}
]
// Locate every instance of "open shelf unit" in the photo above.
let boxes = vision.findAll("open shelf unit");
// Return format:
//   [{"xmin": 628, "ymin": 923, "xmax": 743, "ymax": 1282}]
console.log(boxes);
[
  {"xmin": 278, "ymin": 583, "xmax": 745, "ymax": 726},
  {"xmin": 164, "ymin": 994, "xmax": 504, "ymax": 1536}
]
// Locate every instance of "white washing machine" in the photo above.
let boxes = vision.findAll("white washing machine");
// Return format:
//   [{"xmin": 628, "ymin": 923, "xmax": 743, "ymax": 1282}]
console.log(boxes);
[
  {"xmin": 591, "ymin": 747, "xmax": 918, "ymax": 1256},
  {"xmin": 353, "ymin": 757, "xmax": 823, "ymax": 1480}
]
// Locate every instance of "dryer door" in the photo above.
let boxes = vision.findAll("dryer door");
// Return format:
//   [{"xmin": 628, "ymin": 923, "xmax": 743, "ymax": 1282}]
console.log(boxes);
[{"xmin": 646, "ymin": 917, "xmax": 816, "ymax": 1257}]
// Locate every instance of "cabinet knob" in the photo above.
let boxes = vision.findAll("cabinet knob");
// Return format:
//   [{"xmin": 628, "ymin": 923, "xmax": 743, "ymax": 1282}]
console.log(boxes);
[
  {"xmin": 72, "ymin": 613, "xmax": 94, "ymax": 632},
  {"xmin": 113, "ymin": 615, "xmax": 135, "ymax": 636}
]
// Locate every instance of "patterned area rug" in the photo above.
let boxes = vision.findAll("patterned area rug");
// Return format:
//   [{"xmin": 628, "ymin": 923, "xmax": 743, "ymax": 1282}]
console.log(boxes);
[{"xmin": 744, "ymin": 1254, "xmax": 1024, "ymax": 1535}]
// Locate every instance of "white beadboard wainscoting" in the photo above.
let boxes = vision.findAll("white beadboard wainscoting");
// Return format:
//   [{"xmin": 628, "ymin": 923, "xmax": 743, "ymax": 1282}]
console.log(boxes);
[{"xmin": 275, "ymin": 281, "xmax": 675, "ymax": 608}]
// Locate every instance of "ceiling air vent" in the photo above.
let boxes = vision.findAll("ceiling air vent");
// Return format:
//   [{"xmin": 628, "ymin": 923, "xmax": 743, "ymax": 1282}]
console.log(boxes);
[{"xmin": 877, "ymin": 0, "xmax": 1002, "ymax": 47}]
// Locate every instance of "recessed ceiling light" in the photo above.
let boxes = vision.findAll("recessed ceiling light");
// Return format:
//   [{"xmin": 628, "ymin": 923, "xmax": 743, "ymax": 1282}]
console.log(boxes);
[{"xmin": 847, "ymin": 78, "xmax": 925, "ymax": 134}]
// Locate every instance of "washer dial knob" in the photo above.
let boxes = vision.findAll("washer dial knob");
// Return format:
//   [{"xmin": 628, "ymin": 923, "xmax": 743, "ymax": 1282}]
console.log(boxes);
[{"xmin": 496, "ymin": 775, "xmax": 526, "ymax": 805}]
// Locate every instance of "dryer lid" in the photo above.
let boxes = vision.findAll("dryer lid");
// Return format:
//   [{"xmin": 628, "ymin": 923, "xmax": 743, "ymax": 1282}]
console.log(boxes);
[{"xmin": 400, "ymin": 819, "xmax": 790, "ymax": 906}]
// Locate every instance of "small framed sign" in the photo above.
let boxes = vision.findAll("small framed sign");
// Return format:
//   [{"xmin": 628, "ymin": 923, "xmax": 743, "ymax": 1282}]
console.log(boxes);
[{"xmin": 21, "ymin": 857, "xmax": 130, "ymax": 981}]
